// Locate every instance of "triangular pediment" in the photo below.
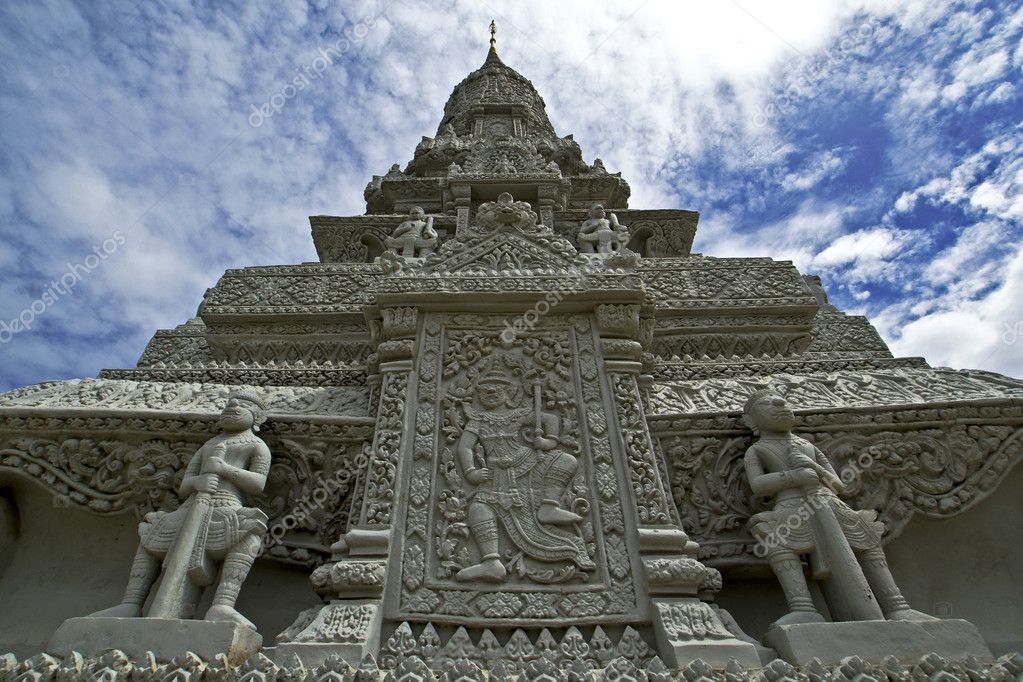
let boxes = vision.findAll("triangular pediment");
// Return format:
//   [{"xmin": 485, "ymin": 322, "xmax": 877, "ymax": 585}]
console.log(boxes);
[{"xmin": 426, "ymin": 229, "xmax": 583, "ymax": 273}]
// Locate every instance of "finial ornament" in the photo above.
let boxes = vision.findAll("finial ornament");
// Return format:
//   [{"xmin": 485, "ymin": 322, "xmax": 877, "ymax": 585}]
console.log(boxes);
[{"xmin": 489, "ymin": 19, "xmax": 496, "ymax": 50}]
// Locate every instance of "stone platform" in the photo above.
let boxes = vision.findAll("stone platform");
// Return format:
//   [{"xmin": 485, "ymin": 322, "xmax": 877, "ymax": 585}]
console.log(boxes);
[
  {"xmin": 47, "ymin": 617, "xmax": 262, "ymax": 666},
  {"xmin": 765, "ymin": 619, "xmax": 993, "ymax": 666}
]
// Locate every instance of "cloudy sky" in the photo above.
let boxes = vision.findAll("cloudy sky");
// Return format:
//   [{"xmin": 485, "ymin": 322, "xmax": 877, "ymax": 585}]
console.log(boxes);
[{"xmin": 0, "ymin": 0, "xmax": 1020, "ymax": 392}]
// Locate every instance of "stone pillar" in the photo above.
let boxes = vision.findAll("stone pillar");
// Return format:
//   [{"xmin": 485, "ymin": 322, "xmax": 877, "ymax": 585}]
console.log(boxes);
[
  {"xmin": 595, "ymin": 303, "xmax": 763, "ymax": 667},
  {"xmin": 452, "ymin": 185, "xmax": 472, "ymax": 239},
  {"xmin": 537, "ymin": 183, "xmax": 560, "ymax": 229},
  {"xmin": 275, "ymin": 306, "xmax": 419, "ymax": 667}
]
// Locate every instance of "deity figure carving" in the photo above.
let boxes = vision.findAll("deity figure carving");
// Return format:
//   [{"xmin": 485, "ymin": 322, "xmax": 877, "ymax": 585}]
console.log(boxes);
[
  {"xmin": 578, "ymin": 203, "xmax": 629, "ymax": 254},
  {"xmin": 91, "ymin": 392, "xmax": 272, "ymax": 629},
  {"xmin": 454, "ymin": 365, "xmax": 594, "ymax": 582},
  {"xmin": 742, "ymin": 390, "xmax": 936, "ymax": 627},
  {"xmin": 386, "ymin": 206, "xmax": 438, "ymax": 258}
]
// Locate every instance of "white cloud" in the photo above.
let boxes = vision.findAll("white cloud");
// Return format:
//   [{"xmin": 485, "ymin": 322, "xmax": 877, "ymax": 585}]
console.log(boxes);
[
  {"xmin": 700, "ymin": 201, "xmax": 849, "ymax": 271},
  {"xmin": 1, "ymin": 0, "xmax": 1021, "ymax": 390},
  {"xmin": 942, "ymin": 48, "xmax": 1008, "ymax": 101},
  {"xmin": 887, "ymin": 242, "xmax": 1023, "ymax": 377},
  {"xmin": 812, "ymin": 226, "xmax": 914, "ymax": 268},
  {"xmin": 781, "ymin": 149, "xmax": 847, "ymax": 191},
  {"xmin": 924, "ymin": 220, "xmax": 1007, "ymax": 286}
]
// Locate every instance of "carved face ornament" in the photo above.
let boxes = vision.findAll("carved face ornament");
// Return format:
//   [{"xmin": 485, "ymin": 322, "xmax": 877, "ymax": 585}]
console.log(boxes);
[
  {"xmin": 589, "ymin": 204, "xmax": 606, "ymax": 220},
  {"xmin": 218, "ymin": 400, "xmax": 255, "ymax": 432},
  {"xmin": 493, "ymin": 193, "xmax": 522, "ymax": 226},
  {"xmin": 476, "ymin": 380, "xmax": 513, "ymax": 409}
]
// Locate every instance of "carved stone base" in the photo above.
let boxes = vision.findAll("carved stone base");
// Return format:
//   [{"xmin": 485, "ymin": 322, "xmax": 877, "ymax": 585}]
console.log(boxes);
[
  {"xmin": 650, "ymin": 598, "xmax": 763, "ymax": 667},
  {"xmin": 273, "ymin": 600, "xmax": 382, "ymax": 668},
  {"xmin": 47, "ymin": 616, "xmax": 262, "ymax": 666},
  {"xmin": 765, "ymin": 619, "xmax": 993, "ymax": 666}
]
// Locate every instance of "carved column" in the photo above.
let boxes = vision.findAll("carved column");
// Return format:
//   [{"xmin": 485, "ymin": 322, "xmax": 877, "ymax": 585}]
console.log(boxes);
[
  {"xmin": 595, "ymin": 303, "xmax": 763, "ymax": 667},
  {"xmin": 275, "ymin": 306, "xmax": 419, "ymax": 667},
  {"xmin": 537, "ymin": 183, "xmax": 560, "ymax": 229},
  {"xmin": 452, "ymin": 184, "xmax": 472, "ymax": 239}
]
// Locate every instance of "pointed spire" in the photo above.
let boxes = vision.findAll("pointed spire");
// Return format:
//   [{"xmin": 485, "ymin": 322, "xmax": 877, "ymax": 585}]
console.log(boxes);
[{"xmin": 485, "ymin": 19, "xmax": 503, "ymax": 65}]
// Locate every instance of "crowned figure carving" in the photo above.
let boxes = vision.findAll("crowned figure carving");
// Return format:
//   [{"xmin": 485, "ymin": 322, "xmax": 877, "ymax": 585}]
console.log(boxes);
[
  {"xmin": 578, "ymin": 203, "xmax": 629, "ymax": 254},
  {"xmin": 90, "ymin": 392, "xmax": 272, "ymax": 629},
  {"xmin": 453, "ymin": 359, "xmax": 594, "ymax": 582},
  {"xmin": 386, "ymin": 206, "xmax": 438, "ymax": 258},
  {"xmin": 742, "ymin": 389, "xmax": 936, "ymax": 628}
]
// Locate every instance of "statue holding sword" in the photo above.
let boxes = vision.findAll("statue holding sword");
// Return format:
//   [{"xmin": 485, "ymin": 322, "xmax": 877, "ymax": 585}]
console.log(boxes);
[
  {"xmin": 742, "ymin": 389, "xmax": 935, "ymax": 627},
  {"xmin": 91, "ymin": 391, "xmax": 271, "ymax": 630}
]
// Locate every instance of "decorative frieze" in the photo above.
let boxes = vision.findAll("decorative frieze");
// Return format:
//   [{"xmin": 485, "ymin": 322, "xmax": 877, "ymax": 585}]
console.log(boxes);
[{"xmin": 658, "ymin": 404, "xmax": 1023, "ymax": 562}]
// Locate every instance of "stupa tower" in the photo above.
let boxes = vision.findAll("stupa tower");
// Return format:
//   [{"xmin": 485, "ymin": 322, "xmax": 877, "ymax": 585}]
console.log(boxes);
[{"xmin": 0, "ymin": 24, "xmax": 1019, "ymax": 677}]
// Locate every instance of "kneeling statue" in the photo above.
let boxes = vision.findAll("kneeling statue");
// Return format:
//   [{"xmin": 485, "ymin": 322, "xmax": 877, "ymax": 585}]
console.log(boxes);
[
  {"xmin": 578, "ymin": 203, "xmax": 629, "ymax": 254},
  {"xmin": 386, "ymin": 206, "xmax": 438, "ymax": 258},
  {"xmin": 743, "ymin": 389, "xmax": 934, "ymax": 627},
  {"xmin": 92, "ymin": 392, "xmax": 272, "ymax": 629}
]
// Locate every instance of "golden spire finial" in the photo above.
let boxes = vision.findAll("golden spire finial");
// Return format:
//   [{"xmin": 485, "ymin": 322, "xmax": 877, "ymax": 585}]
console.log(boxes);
[{"xmin": 489, "ymin": 20, "xmax": 497, "ymax": 50}]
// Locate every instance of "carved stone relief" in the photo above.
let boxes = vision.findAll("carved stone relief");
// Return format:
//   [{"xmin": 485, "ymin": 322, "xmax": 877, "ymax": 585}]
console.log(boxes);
[
  {"xmin": 0, "ymin": 379, "xmax": 371, "ymax": 417},
  {"xmin": 649, "ymin": 367, "xmax": 1023, "ymax": 415},
  {"xmin": 392, "ymin": 314, "xmax": 641, "ymax": 625},
  {"xmin": 658, "ymin": 404, "xmax": 1023, "ymax": 562},
  {"xmin": 0, "ymin": 416, "xmax": 371, "ymax": 567}
]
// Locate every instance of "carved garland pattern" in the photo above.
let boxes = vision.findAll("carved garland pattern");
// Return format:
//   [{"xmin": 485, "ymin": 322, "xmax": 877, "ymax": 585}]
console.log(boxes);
[
  {"xmin": 378, "ymin": 622, "xmax": 653, "ymax": 670},
  {"xmin": 610, "ymin": 373, "xmax": 672, "ymax": 525},
  {"xmin": 648, "ymin": 367, "xmax": 1023, "ymax": 415},
  {"xmin": 0, "ymin": 379, "xmax": 371, "ymax": 418},
  {"xmin": 5, "ymin": 647, "xmax": 1020, "ymax": 679},
  {"xmin": 359, "ymin": 371, "xmax": 411, "ymax": 525}
]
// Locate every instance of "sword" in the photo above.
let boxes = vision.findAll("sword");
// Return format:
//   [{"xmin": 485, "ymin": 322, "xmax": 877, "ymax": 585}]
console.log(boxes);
[
  {"xmin": 788, "ymin": 450, "xmax": 883, "ymax": 621},
  {"xmin": 147, "ymin": 446, "xmax": 222, "ymax": 618}
]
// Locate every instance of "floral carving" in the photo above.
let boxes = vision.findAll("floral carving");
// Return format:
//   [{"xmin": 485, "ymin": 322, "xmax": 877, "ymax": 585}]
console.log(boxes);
[
  {"xmin": 475, "ymin": 592, "xmax": 522, "ymax": 618},
  {"xmin": 610, "ymin": 373, "xmax": 672, "ymax": 524},
  {"xmin": 359, "ymin": 371, "xmax": 410, "ymax": 525}
]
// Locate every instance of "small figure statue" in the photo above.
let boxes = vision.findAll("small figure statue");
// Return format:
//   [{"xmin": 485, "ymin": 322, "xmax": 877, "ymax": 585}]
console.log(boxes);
[
  {"xmin": 91, "ymin": 392, "xmax": 272, "ymax": 629},
  {"xmin": 386, "ymin": 206, "xmax": 438, "ymax": 258},
  {"xmin": 454, "ymin": 365, "xmax": 595, "ymax": 582},
  {"xmin": 578, "ymin": 203, "xmax": 629, "ymax": 254},
  {"xmin": 742, "ymin": 390, "xmax": 936, "ymax": 627}
]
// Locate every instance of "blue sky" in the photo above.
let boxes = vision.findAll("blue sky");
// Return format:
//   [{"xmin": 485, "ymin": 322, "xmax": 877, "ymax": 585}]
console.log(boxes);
[{"xmin": 0, "ymin": 0, "xmax": 1021, "ymax": 392}]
